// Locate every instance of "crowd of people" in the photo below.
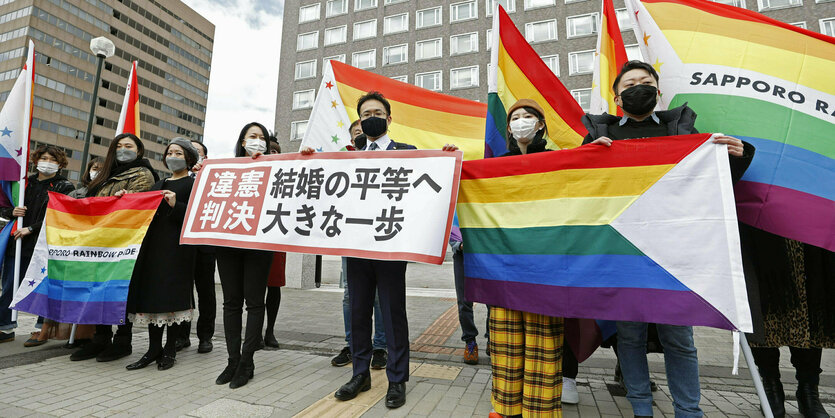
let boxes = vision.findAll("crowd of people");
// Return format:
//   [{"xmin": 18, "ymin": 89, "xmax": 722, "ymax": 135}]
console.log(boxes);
[{"xmin": 0, "ymin": 60, "xmax": 831, "ymax": 418}]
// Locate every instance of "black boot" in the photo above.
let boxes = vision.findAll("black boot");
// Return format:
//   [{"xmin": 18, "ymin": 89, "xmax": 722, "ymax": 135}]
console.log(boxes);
[
  {"xmin": 796, "ymin": 382, "xmax": 829, "ymax": 418},
  {"xmin": 216, "ymin": 358, "xmax": 239, "ymax": 385},
  {"xmin": 761, "ymin": 376, "xmax": 786, "ymax": 417},
  {"xmin": 229, "ymin": 354, "xmax": 254, "ymax": 389},
  {"xmin": 97, "ymin": 331, "xmax": 132, "ymax": 362}
]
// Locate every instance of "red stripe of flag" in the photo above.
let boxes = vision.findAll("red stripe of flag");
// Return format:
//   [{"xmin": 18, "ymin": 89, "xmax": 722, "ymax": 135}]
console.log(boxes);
[{"xmin": 47, "ymin": 191, "xmax": 163, "ymax": 217}]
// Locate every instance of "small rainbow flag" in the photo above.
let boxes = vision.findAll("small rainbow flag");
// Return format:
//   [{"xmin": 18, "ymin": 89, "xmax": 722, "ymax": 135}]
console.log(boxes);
[
  {"xmin": 590, "ymin": 0, "xmax": 628, "ymax": 116},
  {"xmin": 0, "ymin": 40, "xmax": 34, "ymax": 182},
  {"xmin": 301, "ymin": 61, "xmax": 487, "ymax": 160},
  {"xmin": 485, "ymin": 6, "xmax": 588, "ymax": 157},
  {"xmin": 626, "ymin": 0, "xmax": 835, "ymax": 251},
  {"xmin": 115, "ymin": 60, "xmax": 140, "ymax": 137},
  {"xmin": 12, "ymin": 191, "xmax": 162, "ymax": 325},
  {"xmin": 459, "ymin": 134, "xmax": 752, "ymax": 332}
]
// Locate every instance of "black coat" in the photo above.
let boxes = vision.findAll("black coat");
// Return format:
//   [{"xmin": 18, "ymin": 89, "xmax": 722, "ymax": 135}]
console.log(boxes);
[
  {"xmin": 127, "ymin": 176, "xmax": 196, "ymax": 314},
  {"xmin": 1, "ymin": 174, "xmax": 74, "ymax": 256}
]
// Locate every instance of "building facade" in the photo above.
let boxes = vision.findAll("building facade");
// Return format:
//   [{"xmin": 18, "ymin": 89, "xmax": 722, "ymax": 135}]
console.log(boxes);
[
  {"xmin": 0, "ymin": 0, "xmax": 214, "ymax": 181},
  {"xmin": 275, "ymin": 0, "xmax": 834, "ymax": 152}
]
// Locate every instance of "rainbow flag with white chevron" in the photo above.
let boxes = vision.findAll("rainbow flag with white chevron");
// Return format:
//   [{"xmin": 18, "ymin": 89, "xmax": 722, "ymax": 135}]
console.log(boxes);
[
  {"xmin": 12, "ymin": 191, "xmax": 162, "ymax": 325},
  {"xmin": 625, "ymin": 0, "xmax": 835, "ymax": 251}
]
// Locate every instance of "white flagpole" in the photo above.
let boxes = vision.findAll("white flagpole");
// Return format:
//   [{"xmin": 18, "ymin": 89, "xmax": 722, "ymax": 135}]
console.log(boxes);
[{"xmin": 739, "ymin": 332, "xmax": 773, "ymax": 418}]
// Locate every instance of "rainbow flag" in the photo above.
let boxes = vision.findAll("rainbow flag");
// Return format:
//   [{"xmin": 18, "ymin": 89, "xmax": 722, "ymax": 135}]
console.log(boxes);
[
  {"xmin": 459, "ymin": 134, "xmax": 752, "ymax": 332},
  {"xmin": 590, "ymin": 0, "xmax": 628, "ymax": 116},
  {"xmin": 301, "ymin": 61, "xmax": 487, "ymax": 160},
  {"xmin": 0, "ymin": 40, "xmax": 34, "ymax": 181},
  {"xmin": 485, "ymin": 6, "xmax": 588, "ymax": 157},
  {"xmin": 11, "ymin": 191, "xmax": 162, "ymax": 325},
  {"xmin": 115, "ymin": 61, "xmax": 140, "ymax": 137},
  {"xmin": 625, "ymin": 0, "xmax": 835, "ymax": 251}
]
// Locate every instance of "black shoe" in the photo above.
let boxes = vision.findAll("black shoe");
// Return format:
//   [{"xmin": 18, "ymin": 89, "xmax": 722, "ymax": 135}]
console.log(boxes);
[
  {"xmin": 216, "ymin": 359, "xmax": 239, "ymax": 385},
  {"xmin": 0, "ymin": 332, "xmax": 15, "ymax": 343},
  {"xmin": 63, "ymin": 338, "xmax": 91, "ymax": 349},
  {"xmin": 175, "ymin": 338, "xmax": 191, "ymax": 352},
  {"xmin": 126, "ymin": 351, "xmax": 161, "ymax": 370},
  {"xmin": 385, "ymin": 382, "xmax": 406, "ymax": 409},
  {"xmin": 197, "ymin": 340, "xmax": 213, "ymax": 353},
  {"xmin": 229, "ymin": 359, "xmax": 254, "ymax": 389},
  {"xmin": 264, "ymin": 333, "xmax": 279, "ymax": 350},
  {"xmin": 71, "ymin": 341, "xmax": 108, "ymax": 361},
  {"xmin": 96, "ymin": 342, "xmax": 132, "ymax": 362},
  {"xmin": 331, "ymin": 347, "xmax": 352, "ymax": 367},
  {"xmin": 761, "ymin": 376, "xmax": 786, "ymax": 417},
  {"xmin": 335, "ymin": 373, "xmax": 371, "ymax": 401},
  {"xmin": 157, "ymin": 354, "xmax": 176, "ymax": 371},
  {"xmin": 371, "ymin": 349, "xmax": 387, "ymax": 370},
  {"xmin": 796, "ymin": 382, "xmax": 828, "ymax": 418}
]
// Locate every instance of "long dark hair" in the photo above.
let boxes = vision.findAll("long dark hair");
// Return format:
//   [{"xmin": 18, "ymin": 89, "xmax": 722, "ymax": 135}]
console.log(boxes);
[
  {"xmin": 505, "ymin": 106, "xmax": 549, "ymax": 151},
  {"xmin": 80, "ymin": 157, "xmax": 103, "ymax": 186},
  {"xmin": 87, "ymin": 133, "xmax": 145, "ymax": 193},
  {"xmin": 234, "ymin": 122, "xmax": 270, "ymax": 157}
]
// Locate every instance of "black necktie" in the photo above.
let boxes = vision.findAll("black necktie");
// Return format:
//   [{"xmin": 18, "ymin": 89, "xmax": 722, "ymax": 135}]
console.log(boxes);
[{"xmin": 368, "ymin": 142, "xmax": 378, "ymax": 150}]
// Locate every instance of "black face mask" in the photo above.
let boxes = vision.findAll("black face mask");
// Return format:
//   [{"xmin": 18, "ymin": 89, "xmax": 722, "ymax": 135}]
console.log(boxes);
[
  {"xmin": 361, "ymin": 116, "xmax": 388, "ymax": 138},
  {"xmin": 353, "ymin": 134, "xmax": 367, "ymax": 150},
  {"xmin": 619, "ymin": 84, "xmax": 658, "ymax": 116}
]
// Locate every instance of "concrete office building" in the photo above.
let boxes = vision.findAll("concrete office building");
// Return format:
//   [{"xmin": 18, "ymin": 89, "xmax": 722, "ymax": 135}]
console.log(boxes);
[
  {"xmin": 0, "ymin": 0, "xmax": 214, "ymax": 181},
  {"xmin": 275, "ymin": 0, "xmax": 833, "ymax": 152}
]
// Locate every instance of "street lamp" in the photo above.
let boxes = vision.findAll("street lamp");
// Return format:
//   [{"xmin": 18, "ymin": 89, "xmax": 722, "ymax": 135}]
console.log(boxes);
[{"xmin": 79, "ymin": 36, "xmax": 115, "ymax": 177}]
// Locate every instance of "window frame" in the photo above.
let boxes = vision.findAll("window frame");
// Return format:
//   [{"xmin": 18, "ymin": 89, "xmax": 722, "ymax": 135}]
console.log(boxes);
[
  {"xmin": 292, "ymin": 89, "xmax": 316, "ymax": 110},
  {"xmin": 324, "ymin": 25, "xmax": 348, "ymax": 46},
  {"xmin": 450, "ymin": 65, "xmax": 479, "ymax": 89},
  {"xmin": 415, "ymin": 70, "xmax": 443, "ymax": 91},
  {"xmin": 383, "ymin": 44, "xmax": 409, "ymax": 66},
  {"xmin": 323, "ymin": 54, "xmax": 347, "ymax": 67},
  {"xmin": 416, "ymin": 6, "xmax": 443, "ymax": 29},
  {"xmin": 295, "ymin": 60, "xmax": 317, "ymax": 80},
  {"xmin": 566, "ymin": 12, "xmax": 599, "ymax": 39},
  {"xmin": 384, "ymin": 13, "xmax": 409, "ymax": 34},
  {"xmin": 290, "ymin": 121, "xmax": 308, "ymax": 141},
  {"xmin": 525, "ymin": 19, "xmax": 558, "ymax": 43},
  {"xmin": 486, "ymin": 0, "xmax": 516, "ymax": 15},
  {"xmin": 524, "ymin": 0, "xmax": 555, "ymax": 11},
  {"xmin": 415, "ymin": 38, "xmax": 443, "ymax": 61},
  {"xmin": 820, "ymin": 17, "xmax": 835, "ymax": 36},
  {"xmin": 355, "ymin": 0, "xmax": 379, "ymax": 11},
  {"xmin": 540, "ymin": 54, "xmax": 559, "ymax": 76},
  {"xmin": 450, "ymin": 0, "xmax": 478, "ymax": 23},
  {"xmin": 326, "ymin": 0, "xmax": 348, "ymax": 16},
  {"xmin": 571, "ymin": 88, "xmax": 592, "ymax": 112},
  {"xmin": 756, "ymin": 0, "xmax": 801, "ymax": 11},
  {"xmin": 353, "ymin": 19, "xmax": 378, "ymax": 40},
  {"xmin": 568, "ymin": 49, "xmax": 595, "ymax": 75},
  {"xmin": 352, "ymin": 49, "xmax": 377, "ymax": 69},
  {"xmin": 450, "ymin": 32, "xmax": 479, "ymax": 56},
  {"xmin": 299, "ymin": 3, "xmax": 321, "ymax": 23},
  {"xmin": 296, "ymin": 30, "xmax": 319, "ymax": 51}
]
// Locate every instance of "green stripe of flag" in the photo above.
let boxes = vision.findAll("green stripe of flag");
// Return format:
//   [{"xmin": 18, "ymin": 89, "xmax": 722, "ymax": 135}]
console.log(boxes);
[
  {"xmin": 461, "ymin": 225, "xmax": 644, "ymax": 256},
  {"xmin": 47, "ymin": 259, "xmax": 136, "ymax": 282},
  {"xmin": 487, "ymin": 92, "xmax": 508, "ymax": 139}
]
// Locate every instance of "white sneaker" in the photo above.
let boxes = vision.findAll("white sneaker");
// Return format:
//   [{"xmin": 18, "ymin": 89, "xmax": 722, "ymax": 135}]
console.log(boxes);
[{"xmin": 562, "ymin": 377, "xmax": 579, "ymax": 404}]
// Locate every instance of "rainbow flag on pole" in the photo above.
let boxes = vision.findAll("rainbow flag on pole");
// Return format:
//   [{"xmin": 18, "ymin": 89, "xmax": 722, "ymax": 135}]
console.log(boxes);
[
  {"xmin": 590, "ymin": 0, "xmax": 628, "ymax": 116},
  {"xmin": 625, "ymin": 0, "xmax": 835, "ymax": 251},
  {"xmin": 11, "ymin": 191, "xmax": 162, "ymax": 325},
  {"xmin": 115, "ymin": 60, "xmax": 140, "ymax": 137},
  {"xmin": 459, "ymin": 134, "xmax": 752, "ymax": 332},
  {"xmin": 0, "ymin": 40, "xmax": 34, "ymax": 181},
  {"xmin": 485, "ymin": 6, "xmax": 588, "ymax": 157},
  {"xmin": 301, "ymin": 61, "xmax": 488, "ymax": 160}
]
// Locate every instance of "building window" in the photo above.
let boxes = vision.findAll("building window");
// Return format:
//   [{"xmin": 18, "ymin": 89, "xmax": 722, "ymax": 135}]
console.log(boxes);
[
  {"xmin": 291, "ymin": 121, "xmax": 308, "ymax": 141},
  {"xmin": 568, "ymin": 50, "xmax": 594, "ymax": 75},
  {"xmin": 790, "ymin": 21, "xmax": 807, "ymax": 28},
  {"xmin": 383, "ymin": 44, "xmax": 408, "ymax": 65},
  {"xmin": 293, "ymin": 90, "xmax": 315, "ymax": 110},
  {"xmin": 415, "ymin": 38, "xmax": 443, "ymax": 60},
  {"xmin": 567, "ymin": 13, "xmax": 599, "ymax": 38},
  {"xmin": 297, "ymin": 31, "xmax": 319, "ymax": 51},
  {"xmin": 327, "ymin": 0, "xmax": 348, "ymax": 16},
  {"xmin": 821, "ymin": 18, "xmax": 835, "ymax": 36},
  {"xmin": 625, "ymin": 44, "xmax": 643, "ymax": 61},
  {"xmin": 295, "ymin": 60, "xmax": 317, "ymax": 79},
  {"xmin": 450, "ymin": 0, "xmax": 477, "ymax": 22},
  {"xmin": 299, "ymin": 4, "xmax": 321, "ymax": 23},
  {"xmin": 324, "ymin": 26, "xmax": 347, "ymax": 45},
  {"xmin": 524, "ymin": 0, "xmax": 555, "ymax": 10},
  {"xmin": 451, "ymin": 32, "xmax": 479, "ymax": 55},
  {"xmin": 571, "ymin": 89, "xmax": 591, "ymax": 111},
  {"xmin": 353, "ymin": 19, "xmax": 378, "ymax": 40},
  {"xmin": 486, "ymin": 29, "xmax": 493, "ymax": 50},
  {"xmin": 757, "ymin": 0, "xmax": 801, "ymax": 10},
  {"xmin": 711, "ymin": 0, "xmax": 746, "ymax": 6},
  {"xmin": 384, "ymin": 13, "xmax": 409, "ymax": 34},
  {"xmin": 486, "ymin": 0, "xmax": 516, "ymax": 15},
  {"xmin": 450, "ymin": 66, "xmax": 479, "ymax": 89},
  {"xmin": 323, "ymin": 54, "xmax": 346, "ymax": 66},
  {"xmin": 391, "ymin": 75, "xmax": 408, "ymax": 82},
  {"xmin": 352, "ymin": 49, "xmax": 376, "ymax": 69},
  {"xmin": 416, "ymin": 7, "xmax": 442, "ymax": 28},
  {"xmin": 355, "ymin": 0, "xmax": 378, "ymax": 10},
  {"xmin": 415, "ymin": 71, "xmax": 442, "ymax": 91},
  {"xmin": 386, "ymin": 0, "xmax": 408, "ymax": 4},
  {"xmin": 541, "ymin": 54, "xmax": 559, "ymax": 76},
  {"xmin": 525, "ymin": 20, "xmax": 558, "ymax": 43},
  {"xmin": 615, "ymin": 8, "xmax": 632, "ymax": 30}
]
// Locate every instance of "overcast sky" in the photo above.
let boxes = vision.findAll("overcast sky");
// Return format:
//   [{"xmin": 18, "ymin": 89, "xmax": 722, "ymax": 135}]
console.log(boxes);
[{"xmin": 181, "ymin": 0, "xmax": 284, "ymax": 158}]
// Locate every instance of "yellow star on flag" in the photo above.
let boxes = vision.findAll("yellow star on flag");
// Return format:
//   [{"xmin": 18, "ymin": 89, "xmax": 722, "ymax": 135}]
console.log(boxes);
[
  {"xmin": 331, "ymin": 100, "xmax": 338, "ymax": 108},
  {"xmin": 652, "ymin": 58, "xmax": 664, "ymax": 73},
  {"xmin": 337, "ymin": 120, "xmax": 344, "ymax": 128},
  {"xmin": 591, "ymin": 81, "xmax": 598, "ymax": 90},
  {"xmin": 643, "ymin": 33, "xmax": 651, "ymax": 46}
]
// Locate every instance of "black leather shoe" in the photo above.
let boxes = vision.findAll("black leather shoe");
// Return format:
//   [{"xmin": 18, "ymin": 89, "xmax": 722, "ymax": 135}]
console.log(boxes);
[
  {"xmin": 761, "ymin": 376, "xmax": 786, "ymax": 417},
  {"xmin": 385, "ymin": 382, "xmax": 406, "ymax": 409},
  {"xmin": 197, "ymin": 340, "xmax": 213, "ymax": 353},
  {"xmin": 796, "ymin": 382, "xmax": 828, "ymax": 418},
  {"xmin": 216, "ymin": 359, "xmax": 239, "ymax": 385},
  {"xmin": 157, "ymin": 354, "xmax": 176, "ymax": 370},
  {"xmin": 175, "ymin": 338, "xmax": 191, "ymax": 352},
  {"xmin": 126, "ymin": 351, "xmax": 160, "ymax": 370},
  {"xmin": 264, "ymin": 333, "xmax": 280, "ymax": 350},
  {"xmin": 334, "ymin": 373, "xmax": 371, "ymax": 401},
  {"xmin": 371, "ymin": 349, "xmax": 387, "ymax": 370},
  {"xmin": 96, "ymin": 342, "xmax": 132, "ymax": 362},
  {"xmin": 71, "ymin": 341, "xmax": 108, "ymax": 361},
  {"xmin": 229, "ymin": 359, "xmax": 254, "ymax": 389}
]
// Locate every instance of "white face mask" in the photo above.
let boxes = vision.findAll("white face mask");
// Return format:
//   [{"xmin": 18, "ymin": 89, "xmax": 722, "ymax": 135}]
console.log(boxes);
[
  {"xmin": 509, "ymin": 118, "xmax": 541, "ymax": 141},
  {"xmin": 244, "ymin": 139, "xmax": 266, "ymax": 155},
  {"xmin": 89, "ymin": 170, "xmax": 99, "ymax": 180},
  {"xmin": 37, "ymin": 161, "xmax": 59, "ymax": 175}
]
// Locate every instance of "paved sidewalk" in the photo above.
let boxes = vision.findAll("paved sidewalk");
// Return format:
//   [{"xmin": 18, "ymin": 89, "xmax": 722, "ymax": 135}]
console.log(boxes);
[{"xmin": 0, "ymin": 256, "xmax": 832, "ymax": 417}]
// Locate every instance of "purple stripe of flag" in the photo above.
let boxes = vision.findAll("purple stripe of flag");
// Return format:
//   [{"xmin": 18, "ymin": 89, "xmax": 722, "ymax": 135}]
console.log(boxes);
[{"xmin": 13, "ymin": 291, "xmax": 127, "ymax": 325}]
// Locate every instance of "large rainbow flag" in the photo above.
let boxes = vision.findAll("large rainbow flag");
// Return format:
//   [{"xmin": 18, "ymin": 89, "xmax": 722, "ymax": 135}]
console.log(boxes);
[
  {"xmin": 12, "ymin": 191, "xmax": 162, "ymax": 325},
  {"xmin": 459, "ymin": 134, "xmax": 752, "ymax": 332},
  {"xmin": 485, "ymin": 6, "xmax": 588, "ymax": 157},
  {"xmin": 590, "ymin": 0, "xmax": 628, "ymax": 116},
  {"xmin": 625, "ymin": 0, "xmax": 835, "ymax": 251},
  {"xmin": 301, "ymin": 61, "xmax": 487, "ymax": 160},
  {"xmin": 115, "ymin": 60, "xmax": 140, "ymax": 137}
]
